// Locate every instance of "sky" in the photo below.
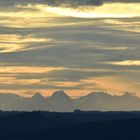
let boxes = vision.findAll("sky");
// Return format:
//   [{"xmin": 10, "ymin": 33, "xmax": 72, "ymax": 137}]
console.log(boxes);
[{"xmin": 0, "ymin": 0, "xmax": 140, "ymax": 97}]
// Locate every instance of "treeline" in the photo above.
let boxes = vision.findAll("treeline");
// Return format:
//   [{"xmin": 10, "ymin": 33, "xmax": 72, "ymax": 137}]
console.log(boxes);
[{"xmin": 0, "ymin": 111, "xmax": 140, "ymax": 140}]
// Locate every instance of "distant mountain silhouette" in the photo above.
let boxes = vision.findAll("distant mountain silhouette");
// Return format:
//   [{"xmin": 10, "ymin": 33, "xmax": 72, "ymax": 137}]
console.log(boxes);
[
  {"xmin": 46, "ymin": 90, "xmax": 74, "ymax": 112},
  {"xmin": 49, "ymin": 90, "xmax": 71, "ymax": 101},
  {"xmin": 0, "ymin": 91, "xmax": 140, "ymax": 111},
  {"xmin": 32, "ymin": 93, "xmax": 45, "ymax": 101},
  {"xmin": 32, "ymin": 93, "xmax": 47, "ymax": 110}
]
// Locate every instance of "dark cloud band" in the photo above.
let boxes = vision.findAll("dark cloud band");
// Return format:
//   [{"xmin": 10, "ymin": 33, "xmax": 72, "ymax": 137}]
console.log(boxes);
[
  {"xmin": 45, "ymin": 0, "xmax": 102, "ymax": 7},
  {"xmin": 0, "ymin": 0, "xmax": 140, "ymax": 7},
  {"xmin": 44, "ymin": 0, "xmax": 140, "ymax": 7}
]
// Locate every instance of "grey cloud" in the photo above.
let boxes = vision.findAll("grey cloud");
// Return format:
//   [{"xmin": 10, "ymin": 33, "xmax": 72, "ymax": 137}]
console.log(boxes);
[
  {"xmin": 44, "ymin": 0, "xmax": 103, "ymax": 7},
  {"xmin": 104, "ymin": 0, "xmax": 140, "ymax": 3},
  {"xmin": 0, "ymin": 0, "xmax": 140, "ymax": 7},
  {"xmin": 0, "ymin": 83, "xmax": 89, "ymax": 90},
  {"xmin": 44, "ymin": 0, "xmax": 140, "ymax": 7},
  {"xmin": 0, "ymin": 70, "xmax": 139, "ymax": 91},
  {"xmin": 0, "ymin": 0, "xmax": 45, "ymax": 6},
  {"xmin": 12, "ymin": 69, "xmax": 119, "ymax": 82},
  {"xmin": 0, "ymin": 42, "xmax": 139, "ymax": 70}
]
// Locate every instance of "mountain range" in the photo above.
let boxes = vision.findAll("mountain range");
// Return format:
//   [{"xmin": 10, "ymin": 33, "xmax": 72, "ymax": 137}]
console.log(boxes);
[{"xmin": 0, "ymin": 91, "xmax": 140, "ymax": 111}]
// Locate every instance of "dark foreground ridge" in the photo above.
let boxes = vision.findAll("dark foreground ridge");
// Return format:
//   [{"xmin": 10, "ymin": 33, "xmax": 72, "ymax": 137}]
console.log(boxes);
[{"xmin": 1, "ymin": 110, "xmax": 140, "ymax": 140}]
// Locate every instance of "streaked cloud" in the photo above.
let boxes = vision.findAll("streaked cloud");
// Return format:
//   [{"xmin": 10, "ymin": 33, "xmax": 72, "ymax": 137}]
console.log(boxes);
[
  {"xmin": 107, "ymin": 60, "xmax": 140, "ymax": 66},
  {"xmin": 0, "ymin": 66, "xmax": 66, "ymax": 73},
  {"xmin": 0, "ymin": 0, "xmax": 139, "ymax": 96},
  {"xmin": 0, "ymin": 34, "xmax": 53, "ymax": 53},
  {"xmin": 45, "ymin": 3, "xmax": 140, "ymax": 18}
]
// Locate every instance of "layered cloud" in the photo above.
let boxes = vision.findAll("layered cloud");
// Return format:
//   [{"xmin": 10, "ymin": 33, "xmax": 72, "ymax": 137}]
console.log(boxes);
[
  {"xmin": 0, "ymin": 0, "xmax": 139, "ymax": 96},
  {"xmin": 1, "ymin": 0, "xmax": 140, "ymax": 19},
  {"xmin": 0, "ymin": 34, "xmax": 53, "ymax": 53}
]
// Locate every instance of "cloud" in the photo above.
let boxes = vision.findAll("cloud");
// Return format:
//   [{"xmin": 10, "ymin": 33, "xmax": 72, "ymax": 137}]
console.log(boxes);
[
  {"xmin": 44, "ymin": 0, "xmax": 103, "ymax": 7},
  {"xmin": 106, "ymin": 60, "xmax": 140, "ymax": 66},
  {"xmin": 0, "ymin": 0, "xmax": 140, "ymax": 94},
  {"xmin": 0, "ymin": 0, "xmax": 45, "ymax": 6},
  {"xmin": 43, "ymin": 0, "xmax": 140, "ymax": 7},
  {"xmin": 44, "ymin": 0, "xmax": 140, "ymax": 7},
  {"xmin": 105, "ymin": 0, "xmax": 140, "ymax": 3},
  {"xmin": 0, "ymin": 34, "xmax": 53, "ymax": 53},
  {"xmin": 0, "ymin": 0, "xmax": 102, "ymax": 7},
  {"xmin": 0, "ymin": 0, "xmax": 140, "ymax": 7},
  {"xmin": 1, "ymin": 0, "xmax": 140, "ymax": 19},
  {"xmin": 12, "ymin": 68, "xmax": 119, "ymax": 82}
]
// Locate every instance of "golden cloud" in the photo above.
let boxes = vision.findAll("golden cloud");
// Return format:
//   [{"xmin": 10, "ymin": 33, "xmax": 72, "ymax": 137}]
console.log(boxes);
[
  {"xmin": 0, "ymin": 34, "xmax": 53, "ymax": 53},
  {"xmin": 107, "ymin": 60, "xmax": 140, "ymax": 66},
  {"xmin": 43, "ymin": 3, "xmax": 140, "ymax": 18},
  {"xmin": 0, "ymin": 66, "xmax": 66, "ymax": 73}
]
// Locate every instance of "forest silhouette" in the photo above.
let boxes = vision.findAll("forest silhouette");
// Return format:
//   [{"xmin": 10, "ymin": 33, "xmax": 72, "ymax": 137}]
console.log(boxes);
[{"xmin": 1, "ymin": 110, "xmax": 140, "ymax": 140}]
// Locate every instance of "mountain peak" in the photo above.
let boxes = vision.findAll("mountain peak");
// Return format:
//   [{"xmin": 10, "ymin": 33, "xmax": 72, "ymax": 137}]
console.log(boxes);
[
  {"xmin": 32, "ymin": 93, "xmax": 45, "ymax": 101},
  {"xmin": 51, "ymin": 90, "xmax": 71, "ymax": 100},
  {"xmin": 87, "ymin": 92, "xmax": 111, "ymax": 97},
  {"xmin": 122, "ymin": 92, "xmax": 136, "ymax": 97}
]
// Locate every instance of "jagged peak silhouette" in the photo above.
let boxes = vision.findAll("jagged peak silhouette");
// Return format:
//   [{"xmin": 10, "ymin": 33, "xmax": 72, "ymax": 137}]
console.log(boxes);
[
  {"xmin": 50, "ymin": 90, "xmax": 71, "ymax": 100},
  {"xmin": 32, "ymin": 93, "xmax": 45, "ymax": 101}
]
